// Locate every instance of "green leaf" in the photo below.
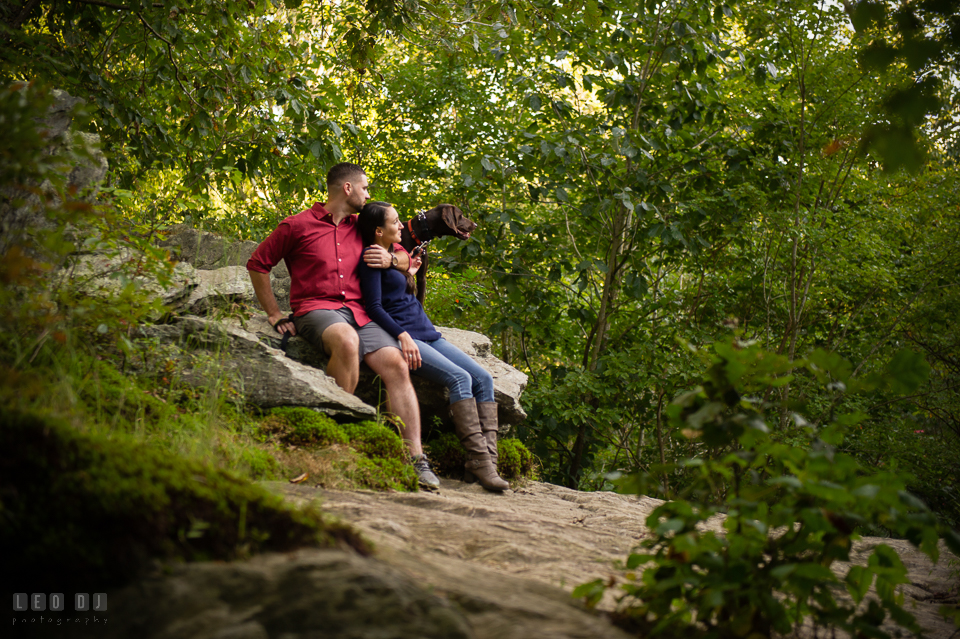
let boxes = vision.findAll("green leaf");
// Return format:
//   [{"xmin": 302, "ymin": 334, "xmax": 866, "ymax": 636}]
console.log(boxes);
[
  {"xmin": 571, "ymin": 579, "xmax": 606, "ymax": 608},
  {"xmin": 851, "ymin": 1, "xmax": 886, "ymax": 32},
  {"xmin": 655, "ymin": 518, "xmax": 685, "ymax": 535},
  {"xmin": 792, "ymin": 563, "xmax": 836, "ymax": 581},
  {"xmin": 885, "ymin": 349, "xmax": 929, "ymax": 394},
  {"xmin": 845, "ymin": 565, "xmax": 873, "ymax": 603},
  {"xmin": 626, "ymin": 552, "xmax": 649, "ymax": 569},
  {"xmin": 852, "ymin": 484, "xmax": 880, "ymax": 499},
  {"xmin": 897, "ymin": 490, "xmax": 929, "ymax": 512},
  {"xmin": 768, "ymin": 476, "xmax": 802, "ymax": 488},
  {"xmin": 770, "ymin": 563, "xmax": 796, "ymax": 580},
  {"xmin": 943, "ymin": 529, "xmax": 960, "ymax": 557}
]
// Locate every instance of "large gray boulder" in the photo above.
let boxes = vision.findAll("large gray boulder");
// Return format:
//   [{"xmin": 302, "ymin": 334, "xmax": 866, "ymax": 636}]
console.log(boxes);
[
  {"xmin": 85, "ymin": 549, "xmax": 473, "ymax": 639},
  {"xmin": 241, "ymin": 316, "xmax": 528, "ymax": 431},
  {"xmin": 182, "ymin": 264, "xmax": 259, "ymax": 314},
  {"xmin": 69, "ymin": 251, "xmax": 198, "ymax": 307},
  {"xmin": 158, "ymin": 225, "xmax": 292, "ymax": 311},
  {"xmin": 69, "ymin": 259, "xmax": 259, "ymax": 315},
  {"xmin": 159, "ymin": 224, "xmax": 285, "ymax": 276},
  {"xmin": 139, "ymin": 316, "xmax": 377, "ymax": 420}
]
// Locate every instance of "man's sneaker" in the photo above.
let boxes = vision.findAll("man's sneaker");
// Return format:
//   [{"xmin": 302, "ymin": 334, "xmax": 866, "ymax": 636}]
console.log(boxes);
[{"xmin": 411, "ymin": 454, "xmax": 440, "ymax": 489}]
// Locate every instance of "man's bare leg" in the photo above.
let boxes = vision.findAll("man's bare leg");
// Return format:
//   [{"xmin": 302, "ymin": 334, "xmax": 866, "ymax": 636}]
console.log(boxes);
[
  {"xmin": 321, "ymin": 323, "xmax": 361, "ymax": 393},
  {"xmin": 364, "ymin": 346, "xmax": 423, "ymax": 456}
]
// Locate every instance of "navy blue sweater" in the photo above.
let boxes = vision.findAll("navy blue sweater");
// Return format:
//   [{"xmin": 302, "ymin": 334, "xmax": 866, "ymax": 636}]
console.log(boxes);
[{"xmin": 358, "ymin": 259, "xmax": 442, "ymax": 341}]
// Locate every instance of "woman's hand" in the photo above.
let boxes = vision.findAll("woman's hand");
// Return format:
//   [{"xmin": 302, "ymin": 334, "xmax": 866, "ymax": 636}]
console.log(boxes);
[
  {"xmin": 398, "ymin": 332, "xmax": 421, "ymax": 369},
  {"xmin": 408, "ymin": 255, "xmax": 422, "ymax": 276}
]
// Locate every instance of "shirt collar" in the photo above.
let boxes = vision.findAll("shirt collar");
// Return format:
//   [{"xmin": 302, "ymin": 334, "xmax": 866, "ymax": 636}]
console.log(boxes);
[
  {"xmin": 310, "ymin": 202, "xmax": 357, "ymax": 226},
  {"xmin": 310, "ymin": 202, "xmax": 332, "ymax": 221}
]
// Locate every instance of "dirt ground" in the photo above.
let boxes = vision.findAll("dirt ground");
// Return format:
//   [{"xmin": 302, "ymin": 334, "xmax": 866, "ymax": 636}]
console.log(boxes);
[{"xmin": 272, "ymin": 478, "xmax": 959, "ymax": 638}]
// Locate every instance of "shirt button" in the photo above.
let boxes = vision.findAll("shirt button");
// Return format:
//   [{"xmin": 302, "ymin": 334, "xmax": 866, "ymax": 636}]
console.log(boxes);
[
  {"xmin": 340, "ymin": 275, "xmax": 343, "ymax": 278},
  {"xmin": 338, "ymin": 258, "xmax": 341, "ymax": 262}
]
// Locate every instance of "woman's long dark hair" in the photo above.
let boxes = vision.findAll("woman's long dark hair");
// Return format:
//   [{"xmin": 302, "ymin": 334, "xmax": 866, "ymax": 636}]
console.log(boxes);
[
  {"xmin": 358, "ymin": 201, "xmax": 416, "ymax": 294},
  {"xmin": 357, "ymin": 201, "xmax": 390, "ymax": 247}
]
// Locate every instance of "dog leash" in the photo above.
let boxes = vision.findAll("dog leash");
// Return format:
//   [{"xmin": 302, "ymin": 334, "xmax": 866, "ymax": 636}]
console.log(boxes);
[
  {"xmin": 273, "ymin": 315, "xmax": 295, "ymax": 352},
  {"xmin": 407, "ymin": 214, "xmax": 434, "ymax": 255}
]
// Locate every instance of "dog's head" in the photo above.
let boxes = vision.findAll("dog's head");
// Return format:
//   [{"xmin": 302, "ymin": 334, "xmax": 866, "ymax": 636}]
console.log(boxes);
[{"xmin": 428, "ymin": 204, "xmax": 476, "ymax": 241}]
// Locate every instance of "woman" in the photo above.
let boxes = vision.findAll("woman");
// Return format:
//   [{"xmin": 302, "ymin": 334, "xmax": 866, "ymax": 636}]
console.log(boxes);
[{"xmin": 357, "ymin": 201, "xmax": 509, "ymax": 492}]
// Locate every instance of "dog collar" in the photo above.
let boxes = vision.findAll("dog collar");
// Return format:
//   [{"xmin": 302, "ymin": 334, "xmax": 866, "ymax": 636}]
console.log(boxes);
[{"xmin": 407, "ymin": 218, "xmax": 423, "ymax": 245}]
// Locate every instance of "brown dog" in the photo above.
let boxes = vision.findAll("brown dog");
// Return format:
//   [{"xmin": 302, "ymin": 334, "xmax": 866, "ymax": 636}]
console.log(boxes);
[{"xmin": 398, "ymin": 204, "xmax": 476, "ymax": 304}]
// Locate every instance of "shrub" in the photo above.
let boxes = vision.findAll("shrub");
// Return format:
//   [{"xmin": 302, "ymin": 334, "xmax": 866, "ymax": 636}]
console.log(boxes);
[
  {"xmin": 0, "ymin": 409, "xmax": 369, "ymax": 593},
  {"xmin": 575, "ymin": 339, "xmax": 960, "ymax": 638}
]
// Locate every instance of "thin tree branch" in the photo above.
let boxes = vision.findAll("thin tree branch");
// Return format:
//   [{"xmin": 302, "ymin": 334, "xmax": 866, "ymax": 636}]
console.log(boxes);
[{"xmin": 135, "ymin": 11, "xmax": 201, "ymax": 110}]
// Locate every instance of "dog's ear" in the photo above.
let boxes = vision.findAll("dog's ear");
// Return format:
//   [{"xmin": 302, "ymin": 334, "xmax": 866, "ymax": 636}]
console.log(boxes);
[{"xmin": 440, "ymin": 205, "xmax": 460, "ymax": 230}]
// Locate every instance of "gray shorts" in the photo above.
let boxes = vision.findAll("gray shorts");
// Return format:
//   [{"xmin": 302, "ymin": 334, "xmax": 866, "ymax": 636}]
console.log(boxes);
[{"xmin": 293, "ymin": 307, "xmax": 400, "ymax": 359}]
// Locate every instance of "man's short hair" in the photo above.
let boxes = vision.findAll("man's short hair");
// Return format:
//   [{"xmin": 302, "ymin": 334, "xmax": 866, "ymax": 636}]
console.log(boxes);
[{"xmin": 326, "ymin": 162, "xmax": 365, "ymax": 190}]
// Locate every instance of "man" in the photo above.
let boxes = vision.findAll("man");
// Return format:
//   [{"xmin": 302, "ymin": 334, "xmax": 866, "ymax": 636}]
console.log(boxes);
[{"xmin": 246, "ymin": 162, "xmax": 439, "ymax": 487}]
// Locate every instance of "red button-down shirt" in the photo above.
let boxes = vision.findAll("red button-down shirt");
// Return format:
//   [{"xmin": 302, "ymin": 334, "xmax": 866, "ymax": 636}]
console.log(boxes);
[{"xmin": 246, "ymin": 203, "xmax": 374, "ymax": 324}]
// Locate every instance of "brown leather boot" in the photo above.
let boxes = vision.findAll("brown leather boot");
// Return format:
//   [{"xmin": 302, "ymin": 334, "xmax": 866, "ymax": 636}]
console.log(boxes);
[
  {"xmin": 477, "ymin": 401, "xmax": 500, "ymax": 466},
  {"xmin": 465, "ymin": 401, "xmax": 501, "ymax": 484},
  {"xmin": 450, "ymin": 398, "xmax": 509, "ymax": 492}
]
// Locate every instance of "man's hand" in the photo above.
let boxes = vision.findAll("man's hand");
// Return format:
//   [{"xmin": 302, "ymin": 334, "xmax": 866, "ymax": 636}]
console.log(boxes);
[
  {"xmin": 364, "ymin": 245, "xmax": 394, "ymax": 269},
  {"xmin": 270, "ymin": 314, "xmax": 296, "ymax": 336},
  {"xmin": 249, "ymin": 270, "xmax": 296, "ymax": 335},
  {"xmin": 364, "ymin": 245, "xmax": 410, "ymax": 270}
]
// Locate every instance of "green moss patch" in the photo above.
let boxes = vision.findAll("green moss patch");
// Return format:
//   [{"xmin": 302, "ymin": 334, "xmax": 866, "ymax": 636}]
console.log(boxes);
[
  {"xmin": 262, "ymin": 408, "xmax": 418, "ymax": 492},
  {"xmin": 0, "ymin": 409, "xmax": 369, "ymax": 593},
  {"xmin": 497, "ymin": 437, "xmax": 540, "ymax": 480},
  {"xmin": 260, "ymin": 406, "xmax": 350, "ymax": 447},
  {"xmin": 425, "ymin": 432, "xmax": 539, "ymax": 481}
]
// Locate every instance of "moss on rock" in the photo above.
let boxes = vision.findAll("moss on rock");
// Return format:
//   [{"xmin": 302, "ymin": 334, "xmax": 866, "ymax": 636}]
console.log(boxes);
[
  {"xmin": 0, "ymin": 409, "xmax": 369, "ymax": 593},
  {"xmin": 497, "ymin": 438, "xmax": 539, "ymax": 480},
  {"xmin": 263, "ymin": 408, "xmax": 418, "ymax": 492},
  {"xmin": 235, "ymin": 446, "xmax": 283, "ymax": 480},
  {"xmin": 263, "ymin": 406, "xmax": 350, "ymax": 447},
  {"xmin": 349, "ymin": 457, "xmax": 419, "ymax": 492},
  {"xmin": 341, "ymin": 420, "xmax": 409, "ymax": 460}
]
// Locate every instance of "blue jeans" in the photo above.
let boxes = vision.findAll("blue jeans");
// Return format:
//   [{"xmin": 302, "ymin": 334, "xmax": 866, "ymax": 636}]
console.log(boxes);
[{"xmin": 413, "ymin": 338, "xmax": 495, "ymax": 404}]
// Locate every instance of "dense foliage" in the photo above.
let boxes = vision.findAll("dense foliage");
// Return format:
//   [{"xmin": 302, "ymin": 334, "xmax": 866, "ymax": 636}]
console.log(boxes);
[{"xmin": 576, "ymin": 339, "xmax": 960, "ymax": 637}]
